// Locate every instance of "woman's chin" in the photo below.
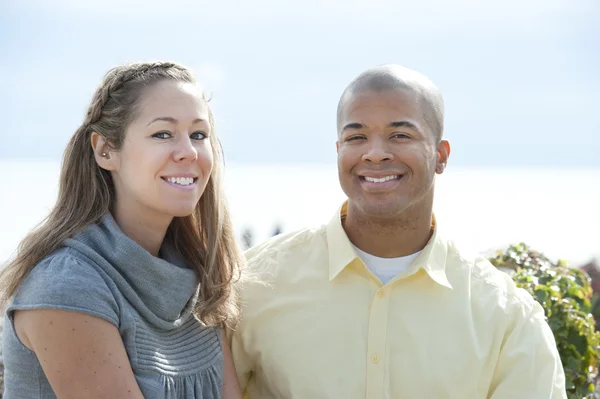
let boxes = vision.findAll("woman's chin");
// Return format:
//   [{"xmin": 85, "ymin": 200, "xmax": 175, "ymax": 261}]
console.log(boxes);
[{"xmin": 163, "ymin": 204, "xmax": 198, "ymax": 219}]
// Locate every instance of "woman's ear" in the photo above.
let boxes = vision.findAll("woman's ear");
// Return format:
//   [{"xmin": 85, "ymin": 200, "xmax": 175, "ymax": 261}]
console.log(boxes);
[{"xmin": 91, "ymin": 132, "xmax": 117, "ymax": 171}]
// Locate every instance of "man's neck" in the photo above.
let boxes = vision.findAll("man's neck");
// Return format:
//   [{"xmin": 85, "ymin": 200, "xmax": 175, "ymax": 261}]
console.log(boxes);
[{"xmin": 343, "ymin": 204, "xmax": 434, "ymax": 258}]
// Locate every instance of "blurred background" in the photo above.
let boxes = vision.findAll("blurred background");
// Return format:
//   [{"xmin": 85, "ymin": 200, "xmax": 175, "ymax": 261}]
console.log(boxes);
[{"xmin": 0, "ymin": 0, "xmax": 598, "ymax": 267}]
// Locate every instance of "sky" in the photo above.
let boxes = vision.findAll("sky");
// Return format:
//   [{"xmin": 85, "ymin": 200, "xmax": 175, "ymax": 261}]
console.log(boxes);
[{"xmin": 0, "ymin": 0, "xmax": 598, "ymax": 167}]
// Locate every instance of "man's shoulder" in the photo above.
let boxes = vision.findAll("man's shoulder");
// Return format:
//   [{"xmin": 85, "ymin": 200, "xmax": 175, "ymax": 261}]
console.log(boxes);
[
  {"xmin": 446, "ymin": 239, "xmax": 536, "ymax": 310},
  {"xmin": 244, "ymin": 224, "xmax": 327, "ymax": 269}
]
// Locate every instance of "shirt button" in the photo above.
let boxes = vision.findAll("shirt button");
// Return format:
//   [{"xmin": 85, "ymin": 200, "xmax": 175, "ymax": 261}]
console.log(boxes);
[
  {"xmin": 377, "ymin": 290, "xmax": 384, "ymax": 297},
  {"xmin": 372, "ymin": 355, "xmax": 380, "ymax": 364}
]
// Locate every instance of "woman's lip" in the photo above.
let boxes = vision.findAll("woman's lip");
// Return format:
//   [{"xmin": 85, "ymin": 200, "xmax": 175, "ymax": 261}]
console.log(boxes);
[
  {"xmin": 161, "ymin": 176, "xmax": 198, "ymax": 180},
  {"xmin": 160, "ymin": 173, "xmax": 198, "ymax": 179},
  {"xmin": 161, "ymin": 178, "xmax": 199, "ymax": 190}
]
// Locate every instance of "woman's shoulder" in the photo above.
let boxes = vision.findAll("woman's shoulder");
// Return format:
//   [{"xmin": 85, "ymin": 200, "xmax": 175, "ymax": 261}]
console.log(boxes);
[
  {"xmin": 20, "ymin": 247, "xmax": 114, "ymax": 295},
  {"xmin": 9, "ymin": 247, "xmax": 121, "ymax": 328}
]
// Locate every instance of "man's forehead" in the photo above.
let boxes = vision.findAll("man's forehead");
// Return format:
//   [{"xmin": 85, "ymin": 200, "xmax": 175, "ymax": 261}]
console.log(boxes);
[
  {"xmin": 341, "ymin": 88, "xmax": 422, "ymax": 119},
  {"xmin": 336, "ymin": 65, "xmax": 444, "ymax": 140}
]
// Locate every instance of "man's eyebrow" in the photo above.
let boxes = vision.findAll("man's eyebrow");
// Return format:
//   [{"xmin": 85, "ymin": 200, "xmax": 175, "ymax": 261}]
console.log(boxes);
[
  {"xmin": 147, "ymin": 117, "xmax": 205, "ymax": 126},
  {"xmin": 342, "ymin": 121, "xmax": 419, "ymax": 132},
  {"xmin": 341, "ymin": 122, "xmax": 365, "ymax": 132},
  {"xmin": 388, "ymin": 121, "xmax": 418, "ymax": 129}
]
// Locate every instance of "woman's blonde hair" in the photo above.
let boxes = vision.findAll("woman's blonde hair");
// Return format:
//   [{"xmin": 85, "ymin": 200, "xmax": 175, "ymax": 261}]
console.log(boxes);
[{"xmin": 0, "ymin": 61, "xmax": 243, "ymax": 327}]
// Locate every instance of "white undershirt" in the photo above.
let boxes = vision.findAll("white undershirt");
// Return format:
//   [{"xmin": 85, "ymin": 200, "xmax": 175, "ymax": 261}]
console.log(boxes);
[{"xmin": 352, "ymin": 245, "xmax": 421, "ymax": 284}]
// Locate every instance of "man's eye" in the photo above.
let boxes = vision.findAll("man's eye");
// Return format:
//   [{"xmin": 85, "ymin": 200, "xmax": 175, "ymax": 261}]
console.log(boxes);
[
  {"xmin": 347, "ymin": 136, "xmax": 365, "ymax": 141},
  {"xmin": 152, "ymin": 131, "xmax": 171, "ymax": 139}
]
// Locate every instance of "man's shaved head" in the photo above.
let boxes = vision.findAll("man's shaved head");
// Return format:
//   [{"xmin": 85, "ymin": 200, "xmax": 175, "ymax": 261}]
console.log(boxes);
[{"xmin": 337, "ymin": 64, "xmax": 444, "ymax": 141}]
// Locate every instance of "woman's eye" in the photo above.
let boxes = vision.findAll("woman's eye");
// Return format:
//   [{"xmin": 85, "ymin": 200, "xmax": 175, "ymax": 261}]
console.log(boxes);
[
  {"xmin": 152, "ymin": 131, "xmax": 171, "ymax": 139},
  {"xmin": 190, "ymin": 131, "xmax": 208, "ymax": 140}
]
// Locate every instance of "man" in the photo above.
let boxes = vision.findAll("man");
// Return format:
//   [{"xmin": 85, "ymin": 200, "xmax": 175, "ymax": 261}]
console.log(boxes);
[{"xmin": 231, "ymin": 65, "xmax": 566, "ymax": 398}]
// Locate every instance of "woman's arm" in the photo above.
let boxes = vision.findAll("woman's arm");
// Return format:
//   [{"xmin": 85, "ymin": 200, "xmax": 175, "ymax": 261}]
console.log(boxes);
[
  {"xmin": 221, "ymin": 329, "xmax": 244, "ymax": 399},
  {"xmin": 14, "ymin": 308, "xmax": 144, "ymax": 399}
]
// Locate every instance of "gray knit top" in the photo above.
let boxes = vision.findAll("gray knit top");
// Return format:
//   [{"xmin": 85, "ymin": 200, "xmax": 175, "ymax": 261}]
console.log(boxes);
[{"xmin": 2, "ymin": 214, "xmax": 223, "ymax": 398}]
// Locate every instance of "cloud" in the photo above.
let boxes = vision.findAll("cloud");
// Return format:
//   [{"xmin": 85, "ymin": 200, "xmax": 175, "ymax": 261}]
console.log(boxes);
[
  {"xmin": 13, "ymin": 0, "xmax": 596, "ymax": 28},
  {"xmin": 2, "ymin": 0, "xmax": 598, "ymax": 166},
  {"xmin": 193, "ymin": 62, "xmax": 227, "ymax": 91}
]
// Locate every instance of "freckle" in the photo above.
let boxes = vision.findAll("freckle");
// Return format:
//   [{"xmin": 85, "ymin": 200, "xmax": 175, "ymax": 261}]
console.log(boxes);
[
  {"xmin": 44, "ymin": 348, "xmax": 47, "ymax": 351},
  {"xmin": 49, "ymin": 321, "xmax": 53, "ymax": 325},
  {"xmin": 72, "ymin": 328, "xmax": 75, "ymax": 331},
  {"xmin": 108, "ymin": 352, "xmax": 112, "ymax": 356}
]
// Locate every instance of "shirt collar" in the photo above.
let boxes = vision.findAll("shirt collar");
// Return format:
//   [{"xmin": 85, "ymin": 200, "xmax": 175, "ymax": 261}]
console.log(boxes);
[{"xmin": 326, "ymin": 201, "xmax": 452, "ymax": 289}]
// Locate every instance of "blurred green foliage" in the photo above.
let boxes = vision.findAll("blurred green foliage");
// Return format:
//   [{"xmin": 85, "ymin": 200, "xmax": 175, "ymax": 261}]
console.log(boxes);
[{"xmin": 490, "ymin": 243, "xmax": 600, "ymax": 398}]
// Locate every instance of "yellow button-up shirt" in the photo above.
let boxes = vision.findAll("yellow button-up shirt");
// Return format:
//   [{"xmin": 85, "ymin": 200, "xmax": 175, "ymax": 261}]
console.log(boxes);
[{"xmin": 231, "ymin": 203, "xmax": 566, "ymax": 398}]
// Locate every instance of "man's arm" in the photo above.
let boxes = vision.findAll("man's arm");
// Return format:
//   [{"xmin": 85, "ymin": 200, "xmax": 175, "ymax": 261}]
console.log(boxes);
[
  {"xmin": 227, "ymin": 324, "xmax": 253, "ymax": 395},
  {"xmin": 488, "ymin": 299, "xmax": 567, "ymax": 398},
  {"xmin": 222, "ymin": 329, "xmax": 244, "ymax": 399}
]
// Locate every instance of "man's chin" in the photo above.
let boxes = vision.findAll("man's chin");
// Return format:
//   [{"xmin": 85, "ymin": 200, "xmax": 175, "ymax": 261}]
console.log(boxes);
[{"xmin": 348, "ymin": 199, "xmax": 410, "ymax": 220}]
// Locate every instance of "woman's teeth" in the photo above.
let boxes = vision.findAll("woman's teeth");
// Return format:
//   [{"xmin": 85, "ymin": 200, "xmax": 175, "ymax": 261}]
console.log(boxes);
[{"xmin": 166, "ymin": 177, "xmax": 194, "ymax": 186}]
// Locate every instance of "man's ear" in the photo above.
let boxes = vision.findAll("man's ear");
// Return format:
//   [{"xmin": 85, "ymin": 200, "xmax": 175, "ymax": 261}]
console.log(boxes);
[
  {"xmin": 91, "ymin": 132, "xmax": 117, "ymax": 171},
  {"xmin": 435, "ymin": 140, "xmax": 450, "ymax": 174}
]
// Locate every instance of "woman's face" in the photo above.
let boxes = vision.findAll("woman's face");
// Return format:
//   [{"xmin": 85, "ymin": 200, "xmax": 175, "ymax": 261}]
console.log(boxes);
[{"xmin": 108, "ymin": 80, "xmax": 214, "ymax": 226}]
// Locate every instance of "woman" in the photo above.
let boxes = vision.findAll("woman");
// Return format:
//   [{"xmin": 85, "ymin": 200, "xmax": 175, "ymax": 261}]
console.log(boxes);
[{"xmin": 0, "ymin": 61, "xmax": 243, "ymax": 398}]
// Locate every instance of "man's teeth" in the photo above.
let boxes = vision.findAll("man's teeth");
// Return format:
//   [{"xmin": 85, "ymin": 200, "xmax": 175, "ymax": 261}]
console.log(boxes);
[
  {"xmin": 364, "ymin": 175, "xmax": 399, "ymax": 183},
  {"xmin": 167, "ymin": 177, "xmax": 195, "ymax": 186}
]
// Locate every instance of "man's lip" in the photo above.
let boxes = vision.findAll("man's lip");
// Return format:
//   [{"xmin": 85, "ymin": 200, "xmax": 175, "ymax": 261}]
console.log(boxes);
[{"xmin": 358, "ymin": 173, "xmax": 404, "ymax": 179}]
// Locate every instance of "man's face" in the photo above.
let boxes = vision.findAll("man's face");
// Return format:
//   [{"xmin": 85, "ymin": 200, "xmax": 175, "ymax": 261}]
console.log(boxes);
[{"xmin": 336, "ymin": 88, "xmax": 449, "ymax": 220}]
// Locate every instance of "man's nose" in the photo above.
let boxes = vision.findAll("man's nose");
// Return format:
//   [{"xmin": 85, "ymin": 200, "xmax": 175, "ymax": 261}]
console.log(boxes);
[{"xmin": 362, "ymin": 137, "xmax": 393, "ymax": 163}]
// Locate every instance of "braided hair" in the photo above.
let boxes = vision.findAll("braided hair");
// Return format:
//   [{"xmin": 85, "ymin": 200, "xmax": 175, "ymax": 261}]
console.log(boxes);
[{"xmin": 59, "ymin": 61, "xmax": 197, "ymax": 237}]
